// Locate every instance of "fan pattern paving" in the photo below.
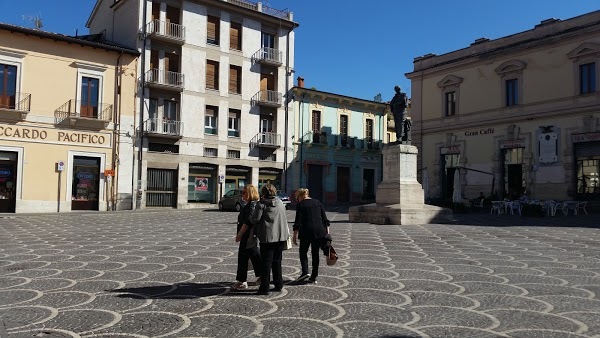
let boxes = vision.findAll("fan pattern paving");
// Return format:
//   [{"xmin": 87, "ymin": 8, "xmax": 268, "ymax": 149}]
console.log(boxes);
[{"xmin": 1, "ymin": 210, "xmax": 600, "ymax": 337}]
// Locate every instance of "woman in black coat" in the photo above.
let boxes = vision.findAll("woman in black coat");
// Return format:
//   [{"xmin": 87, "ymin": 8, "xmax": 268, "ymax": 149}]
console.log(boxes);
[
  {"xmin": 292, "ymin": 188, "xmax": 330, "ymax": 283},
  {"xmin": 233, "ymin": 184, "xmax": 262, "ymax": 290}
]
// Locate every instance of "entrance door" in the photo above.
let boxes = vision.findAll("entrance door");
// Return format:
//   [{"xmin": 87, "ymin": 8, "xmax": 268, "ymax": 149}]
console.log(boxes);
[
  {"xmin": 307, "ymin": 164, "xmax": 323, "ymax": 202},
  {"xmin": 502, "ymin": 148, "xmax": 524, "ymax": 199},
  {"xmin": 0, "ymin": 151, "xmax": 17, "ymax": 213},
  {"xmin": 363, "ymin": 168, "xmax": 375, "ymax": 200},
  {"xmin": 146, "ymin": 169, "xmax": 177, "ymax": 207},
  {"xmin": 445, "ymin": 167, "xmax": 456, "ymax": 200},
  {"xmin": 0, "ymin": 64, "xmax": 17, "ymax": 109},
  {"xmin": 337, "ymin": 166, "xmax": 350, "ymax": 202},
  {"xmin": 260, "ymin": 73, "xmax": 275, "ymax": 100},
  {"xmin": 72, "ymin": 156, "xmax": 101, "ymax": 211}
]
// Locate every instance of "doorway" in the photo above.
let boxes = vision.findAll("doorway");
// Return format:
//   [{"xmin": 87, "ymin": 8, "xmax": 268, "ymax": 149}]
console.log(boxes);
[
  {"xmin": 307, "ymin": 164, "xmax": 323, "ymax": 202},
  {"xmin": 72, "ymin": 156, "xmax": 101, "ymax": 210},
  {"xmin": 502, "ymin": 147, "xmax": 524, "ymax": 199},
  {"xmin": 0, "ymin": 151, "xmax": 17, "ymax": 213},
  {"xmin": 337, "ymin": 166, "xmax": 350, "ymax": 202},
  {"xmin": 363, "ymin": 168, "xmax": 375, "ymax": 200},
  {"xmin": 146, "ymin": 168, "xmax": 177, "ymax": 207}
]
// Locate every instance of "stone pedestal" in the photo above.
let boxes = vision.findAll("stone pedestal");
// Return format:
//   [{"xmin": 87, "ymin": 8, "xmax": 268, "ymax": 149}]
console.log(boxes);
[{"xmin": 349, "ymin": 144, "xmax": 453, "ymax": 225}]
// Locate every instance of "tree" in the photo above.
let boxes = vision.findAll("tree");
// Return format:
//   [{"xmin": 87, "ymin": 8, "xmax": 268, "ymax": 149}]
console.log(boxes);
[{"xmin": 373, "ymin": 93, "xmax": 382, "ymax": 103}]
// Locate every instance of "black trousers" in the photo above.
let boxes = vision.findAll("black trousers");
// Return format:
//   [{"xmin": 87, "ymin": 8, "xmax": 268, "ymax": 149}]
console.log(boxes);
[
  {"xmin": 259, "ymin": 241, "xmax": 285, "ymax": 292},
  {"xmin": 299, "ymin": 237, "xmax": 321, "ymax": 279},
  {"xmin": 236, "ymin": 244, "xmax": 261, "ymax": 282}
]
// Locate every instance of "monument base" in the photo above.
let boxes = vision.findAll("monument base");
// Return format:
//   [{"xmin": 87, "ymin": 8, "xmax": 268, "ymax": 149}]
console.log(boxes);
[
  {"xmin": 349, "ymin": 143, "xmax": 453, "ymax": 225},
  {"xmin": 349, "ymin": 203, "xmax": 454, "ymax": 225}
]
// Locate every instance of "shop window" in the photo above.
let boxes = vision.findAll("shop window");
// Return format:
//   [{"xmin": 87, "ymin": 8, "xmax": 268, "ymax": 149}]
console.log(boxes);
[
  {"xmin": 577, "ymin": 158, "xmax": 600, "ymax": 195},
  {"xmin": 72, "ymin": 156, "xmax": 100, "ymax": 211},
  {"xmin": 188, "ymin": 170, "xmax": 214, "ymax": 203}
]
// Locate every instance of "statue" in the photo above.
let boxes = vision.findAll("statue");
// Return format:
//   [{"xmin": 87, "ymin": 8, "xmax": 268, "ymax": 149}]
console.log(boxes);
[{"xmin": 390, "ymin": 85, "xmax": 408, "ymax": 143}]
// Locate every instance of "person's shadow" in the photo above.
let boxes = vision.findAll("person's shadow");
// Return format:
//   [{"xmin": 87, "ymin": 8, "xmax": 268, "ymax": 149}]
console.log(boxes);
[{"xmin": 107, "ymin": 282, "xmax": 230, "ymax": 299}]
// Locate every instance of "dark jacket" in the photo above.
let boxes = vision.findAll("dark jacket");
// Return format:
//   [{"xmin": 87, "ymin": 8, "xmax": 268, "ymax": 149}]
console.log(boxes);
[
  {"xmin": 237, "ymin": 201, "xmax": 258, "ymax": 249},
  {"xmin": 251, "ymin": 196, "xmax": 289, "ymax": 244},
  {"xmin": 293, "ymin": 198, "xmax": 330, "ymax": 240}
]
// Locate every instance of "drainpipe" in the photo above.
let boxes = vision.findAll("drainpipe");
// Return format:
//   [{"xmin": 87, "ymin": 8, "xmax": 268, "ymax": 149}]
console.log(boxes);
[
  {"xmin": 283, "ymin": 26, "xmax": 294, "ymax": 193},
  {"xmin": 136, "ymin": 0, "xmax": 148, "ymax": 209},
  {"xmin": 112, "ymin": 51, "xmax": 123, "ymax": 211},
  {"xmin": 299, "ymin": 91, "xmax": 306, "ymax": 188}
]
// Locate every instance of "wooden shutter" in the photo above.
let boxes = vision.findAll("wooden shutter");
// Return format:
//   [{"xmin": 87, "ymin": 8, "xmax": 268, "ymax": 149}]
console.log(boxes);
[
  {"xmin": 230, "ymin": 22, "xmax": 241, "ymax": 50},
  {"xmin": 206, "ymin": 60, "xmax": 218, "ymax": 89},
  {"xmin": 229, "ymin": 65, "xmax": 240, "ymax": 94},
  {"xmin": 207, "ymin": 16, "xmax": 219, "ymax": 44},
  {"xmin": 205, "ymin": 106, "xmax": 215, "ymax": 117}
]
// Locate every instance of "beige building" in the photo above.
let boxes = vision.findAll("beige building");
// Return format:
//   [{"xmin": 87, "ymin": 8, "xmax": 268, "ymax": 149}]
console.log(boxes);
[
  {"xmin": 0, "ymin": 23, "xmax": 138, "ymax": 213},
  {"xmin": 406, "ymin": 11, "xmax": 600, "ymax": 203}
]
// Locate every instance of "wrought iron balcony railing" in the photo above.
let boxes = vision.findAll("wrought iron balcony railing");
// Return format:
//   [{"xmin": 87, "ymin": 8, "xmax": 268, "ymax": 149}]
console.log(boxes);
[
  {"xmin": 253, "ymin": 90, "xmax": 282, "ymax": 107},
  {"xmin": 0, "ymin": 92, "xmax": 31, "ymax": 112},
  {"xmin": 145, "ymin": 69, "xmax": 184, "ymax": 89},
  {"xmin": 145, "ymin": 118, "xmax": 183, "ymax": 136},
  {"xmin": 54, "ymin": 100, "xmax": 112, "ymax": 123},
  {"xmin": 251, "ymin": 131, "xmax": 281, "ymax": 148},
  {"xmin": 252, "ymin": 47, "xmax": 283, "ymax": 65},
  {"xmin": 146, "ymin": 19, "xmax": 186, "ymax": 42}
]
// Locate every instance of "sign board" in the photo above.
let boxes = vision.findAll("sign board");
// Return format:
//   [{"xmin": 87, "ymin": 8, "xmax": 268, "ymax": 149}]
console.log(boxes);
[
  {"xmin": 440, "ymin": 146, "xmax": 461, "ymax": 155},
  {"xmin": 218, "ymin": 174, "xmax": 225, "ymax": 183},
  {"xmin": 572, "ymin": 132, "xmax": 600, "ymax": 143},
  {"xmin": 57, "ymin": 161, "xmax": 65, "ymax": 172},
  {"xmin": 104, "ymin": 169, "xmax": 115, "ymax": 177},
  {"xmin": 499, "ymin": 139, "xmax": 525, "ymax": 149}
]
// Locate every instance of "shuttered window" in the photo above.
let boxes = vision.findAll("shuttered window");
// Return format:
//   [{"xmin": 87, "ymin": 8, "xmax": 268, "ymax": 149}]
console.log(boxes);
[
  {"xmin": 205, "ymin": 106, "xmax": 218, "ymax": 134},
  {"xmin": 230, "ymin": 22, "xmax": 241, "ymax": 50},
  {"xmin": 207, "ymin": 16, "xmax": 220, "ymax": 45},
  {"xmin": 229, "ymin": 65, "xmax": 241, "ymax": 94},
  {"xmin": 206, "ymin": 60, "xmax": 219, "ymax": 90}
]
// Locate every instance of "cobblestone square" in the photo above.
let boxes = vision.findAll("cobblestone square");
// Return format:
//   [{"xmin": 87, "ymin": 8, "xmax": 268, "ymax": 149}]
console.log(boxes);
[{"xmin": 1, "ymin": 209, "xmax": 600, "ymax": 337}]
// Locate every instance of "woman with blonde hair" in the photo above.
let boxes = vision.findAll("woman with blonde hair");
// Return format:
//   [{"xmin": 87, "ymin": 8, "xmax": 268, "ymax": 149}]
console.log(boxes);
[
  {"xmin": 292, "ymin": 188, "xmax": 330, "ymax": 284},
  {"xmin": 232, "ymin": 184, "xmax": 262, "ymax": 290}
]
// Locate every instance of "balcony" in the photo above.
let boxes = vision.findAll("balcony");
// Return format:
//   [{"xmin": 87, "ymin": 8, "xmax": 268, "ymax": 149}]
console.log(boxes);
[
  {"xmin": 145, "ymin": 20, "xmax": 185, "ymax": 44},
  {"xmin": 252, "ymin": 47, "xmax": 283, "ymax": 66},
  {"xmin": 336, "ymin": 134, "xmax": 356, "ymax": 149},
  {"xmin": 145, "ymin": 69, "xmax": 184, "ymax": 91},
  {"xmin": 362, "ymin": 138, "xmax": 382, "ymax": 151},
  {"xmin": 0, "ymin": 92, "xmax": 30, "ymax": 121},
  {"xmin": 251, "ymin": 131, "xmax": 281, "ymax": 149},
  {"xmin": 145, "ymin": 118, "xmax": 183, "ymax": 138},
  {"xmin": 54, "ymin": 100, "xmax": 112, "ymax": 129},
  {"xmin": 253, "ymin": 90, "xmax": 282, "ymax": 107}
]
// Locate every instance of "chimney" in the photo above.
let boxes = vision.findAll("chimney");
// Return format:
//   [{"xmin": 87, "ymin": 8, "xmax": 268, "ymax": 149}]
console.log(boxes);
[{"xmin": 297, "ymin": 76, "xmax": 304, "ymax": 88}]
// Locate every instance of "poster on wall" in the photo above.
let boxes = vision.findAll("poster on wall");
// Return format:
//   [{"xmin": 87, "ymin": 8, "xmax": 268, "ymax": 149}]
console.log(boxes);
[
  {"xmin": 538, "ymin": 132, "xmax": 558, "ymax": 163},
  {"xmin": 195, "ymin": 177, "xmax": 208, "ymax": 191}
]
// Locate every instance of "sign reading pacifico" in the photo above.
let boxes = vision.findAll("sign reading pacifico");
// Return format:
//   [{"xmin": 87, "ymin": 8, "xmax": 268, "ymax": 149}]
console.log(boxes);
[{"xmin": 0, "ymin": 125, "xmax": 110, "ymax": 147}]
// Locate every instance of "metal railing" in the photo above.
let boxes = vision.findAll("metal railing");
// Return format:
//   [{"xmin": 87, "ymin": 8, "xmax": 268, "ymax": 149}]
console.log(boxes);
[
  {"xmin": 253, "ymin": 47, "xmax": 283, "ymax": 64},
  {"xmin": 54, "ymin": 100, "xmax": 112, "ymax": 122},
  {"xmin": 251, "ymin": 131, "xmax": 281, "ymax": 147},
  {"xmin": 227, "ymin": 0, "xmax": 257, "ymax": 10},
  {"xmin": 145, "ymin": 118, "xmax": 183, "ymax": 136},
  {"xmin": 146, "ymin": 19, "xmax": 186, "ymax": 41},
  {"xmin": 337, "ymin": 134, "xmax": 356, "ymax": 148},
  {"xmin": 225, "ymin": 0, "xmax": 291, "ymax": 19},
  {"xmin": 0, "ymin": 92, "xmax": 31, "ymax": 112},
  {"xmin": 145, "ymin": 69, "xmax": 184, "ymax": 88},
  {"xmin": 363, "ymin": 138, "xmax": 382, "ymax": 150},
  {"xmin": 253, "ymin": 90, "xmax": 282, "ymax": 106}
]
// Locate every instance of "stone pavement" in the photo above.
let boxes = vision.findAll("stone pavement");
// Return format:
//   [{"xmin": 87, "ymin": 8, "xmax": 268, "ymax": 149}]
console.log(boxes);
[{"xmin": 1, "ymin": 209, "xmax": 600, "ymax": 337}]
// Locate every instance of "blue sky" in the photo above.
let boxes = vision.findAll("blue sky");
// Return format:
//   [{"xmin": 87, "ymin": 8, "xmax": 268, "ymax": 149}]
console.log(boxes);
[{"xmin": 1, "ymin": 0, "xmax": 598, "ymax": 101}]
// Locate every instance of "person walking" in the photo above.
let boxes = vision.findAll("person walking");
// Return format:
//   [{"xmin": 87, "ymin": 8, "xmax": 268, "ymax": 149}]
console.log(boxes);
[
  {"xmin": 292, "ymin": 188, "xmax": 330, "ymax": 284},
  {"xmin": 232, "ymin": 184, "xmax": 262, "ymax": 290},
  {"xmin": 250, "ymin": 184, "xmax": 290, "ymax": 295}
]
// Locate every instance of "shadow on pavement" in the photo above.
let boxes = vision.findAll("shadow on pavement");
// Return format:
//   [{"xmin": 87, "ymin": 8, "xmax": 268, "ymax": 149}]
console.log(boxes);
[{"xmin": 108, "ymin": 282, "xmax": 230, "ymax": 299}]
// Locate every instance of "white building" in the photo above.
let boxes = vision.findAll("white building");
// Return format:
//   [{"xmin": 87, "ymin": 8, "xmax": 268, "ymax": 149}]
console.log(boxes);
[{"xmin": 87, "ymin": 0, "xmax": 297, "ymax": 208}]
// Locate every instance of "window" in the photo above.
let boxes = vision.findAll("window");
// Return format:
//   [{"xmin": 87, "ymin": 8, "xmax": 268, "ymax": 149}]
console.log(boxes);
[
  {"xmin": 230, "ymin": 22, "xmax": 242, "ymax": 51},
  {"xmin": 445, "ymin": 91, "xmax": 456, "ymax": 116},
  {"xmin": 340, "ymin": 115, "xmax": 348, "ymax": 136},
  {"xmin": 312, "ymin": 110, "xmax": 321, "ymax": 133},
  {"xmin": 204, "ymin": 147, "xmax": 218, "ymax": 157},
  {"xmin": 229, "ymin": 65, "xmax": 241, "ymax": 94},
  {"xmin": 580, "ymin": 62, "xmax": 597, "ymax": 94},
  {"xmin": 228, "ymin": 109, "xmax": 240, "ymax": 137},
  {"xmin": 205, "ymin": 105, "xmax": 218, "ymax": 134},
  {"xmin": 207, "ymin": 15, "xmax": 220, "ymax": 45},
  {"xmin": 365, "ymin": 119, "xmax": 374, "ymax": 140},
  {"xmin": 227, "ymin": 150, "xmax": 240, "ymax": 159},
  {"xmin": 81, "ymin": 76, "xmax": 100, "ymax": 118},
  {"xmin": 505, "ymin": 78, "xmax": 518, "ymax": 106},
  {"xmin": 206, "ymin": 60, "xmax": 219, "ymax": 90},
  {"xmin": 0, "ymin": 63, "xmax": 17, "ymax": 109},
  {"xmin": 261, "ymin": 32, "xmax": 275, "ymax": 49}
]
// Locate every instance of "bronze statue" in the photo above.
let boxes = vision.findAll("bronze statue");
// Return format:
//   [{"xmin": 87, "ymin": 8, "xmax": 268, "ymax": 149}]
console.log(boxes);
[{"xmin": 390, "ymin": 86, "xmax": 409, "ymax": 143}]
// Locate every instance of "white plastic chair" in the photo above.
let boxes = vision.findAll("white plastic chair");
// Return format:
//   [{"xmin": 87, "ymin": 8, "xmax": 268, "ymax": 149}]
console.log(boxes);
[
  {"xmin": 543, "ymin": 200, "xmax": 556, "ymax": 216},
  {"xmin": 490, "ymin": 201, "xmax": 504, "ymax": 215},
  {"xmin": 577, "ymin": 201, "xmax": 588, "ymax": 215},
  {"xmin": 508, "ymin": 201, "xmax": 522, "ymax": 215}
]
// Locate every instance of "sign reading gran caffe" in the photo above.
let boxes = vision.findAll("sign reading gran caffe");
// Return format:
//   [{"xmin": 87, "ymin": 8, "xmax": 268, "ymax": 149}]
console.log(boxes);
[{"xmin": 0, "ymin": 124, "xmax": 112, "ymax": 148}]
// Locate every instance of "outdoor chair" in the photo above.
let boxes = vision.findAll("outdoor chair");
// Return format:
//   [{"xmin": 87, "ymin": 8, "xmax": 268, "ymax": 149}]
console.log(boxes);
[
  {"xmin": 577, "ymin": 201, "xmax": 588, "ymax": 215},
  {"xmin": 508, "ymin": 201, "xmax": 522, "ymax": 215},
  {"xmin": 543, "ymin": 200, "xmax": 557, "ymax": 216},
  {"xmin": 490, "ymin": 201, "xmax": 504, "ymax": 215}
]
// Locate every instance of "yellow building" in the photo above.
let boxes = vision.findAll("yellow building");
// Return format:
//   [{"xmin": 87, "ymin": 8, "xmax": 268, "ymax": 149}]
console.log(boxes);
[
  {"xmin": 406, "ymin": 11, "xmax": 600, "ymax": 204},
  {"xmin": 0, "ymin": 23, "xmax": 138, "ymax": 213}
]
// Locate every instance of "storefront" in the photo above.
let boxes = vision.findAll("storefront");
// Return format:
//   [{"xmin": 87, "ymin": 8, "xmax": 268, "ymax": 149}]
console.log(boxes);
[
  {"xmin": 188, "ymin": 163, "xmax": 217, "ymax": 203},
  {"xmin": 0, "ymin": 123, "xmax": 112, "ymax": 213},
  {"xmin": 440, "ymin": 146, "xmax": 461, "ymax": 200},
  {"xmin": 225, "ymin": 166, "xmax": 251, "ymax": 193},
  {"xmin": 258, "ymin": 168, "xmax": 281, "ymax": 190},
  {"xmin": 573, "ymin": 133, "xmax": 600, "ymax": 200}
]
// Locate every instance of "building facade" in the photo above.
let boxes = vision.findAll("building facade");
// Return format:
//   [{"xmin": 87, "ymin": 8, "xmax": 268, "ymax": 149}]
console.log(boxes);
[
  {"xmin": 0, "ymin": 23, "xmax": 138, "ymax": 213},
  {"xmin": 406, "ymin": 11, "xmax": 600, "ymax": 202},
  {"xmin": 87, "ymin": 0, "xmax": 297, "ymax": 208},
  {"xmin": 290, "ymin": 83, "xmax": 388, "ymax": 204}
]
